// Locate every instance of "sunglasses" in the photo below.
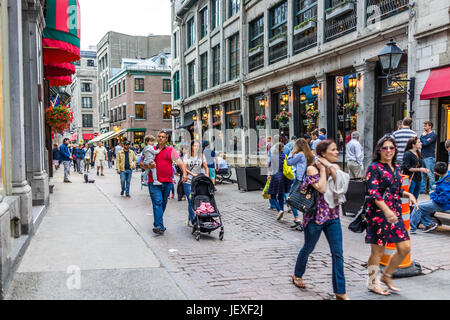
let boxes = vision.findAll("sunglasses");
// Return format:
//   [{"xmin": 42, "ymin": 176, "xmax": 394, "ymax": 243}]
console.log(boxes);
[{"xmin": 381, "ymin": 146, "xmax": 396, "ymax": 151}]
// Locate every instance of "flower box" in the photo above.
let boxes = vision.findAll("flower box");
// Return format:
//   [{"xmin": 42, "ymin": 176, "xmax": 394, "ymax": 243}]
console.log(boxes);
[
  {"xmin": 268, "ymin": 33, "xmax": 287, "ymax": 47},
  {"xmin": 293, "ymin": 19, "xmax": 317, "ymax": 35},
  {"xmin": 325, "ymin": 1, "xmax": 355, "ymax": 20},
  {"xmin": 248, "ymin": 45, "xmax": 264, "ymax": 57}
]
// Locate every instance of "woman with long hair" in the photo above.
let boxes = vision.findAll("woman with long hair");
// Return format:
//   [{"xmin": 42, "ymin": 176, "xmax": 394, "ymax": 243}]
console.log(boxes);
[
  {"xmin": 365, "ymin": 136, "xmax": 417, "ymax": 295},
  {"xmin": 402, "ymin": 136, "xmax": 429, "ymax": 201},
  {"xmin": 182, "ymin": 140, "xmax": 208, "ymax": 226},
  {"xmin": 286, "ymin": 138, "xmax": 314, "ymax": 228},
  {"xmin": 268, "ymin": 142, "xmax": 292, "ymax": 220},
  {"xmin": 291, "ymin": 140, "xmax": 350, "ymax": 300}
]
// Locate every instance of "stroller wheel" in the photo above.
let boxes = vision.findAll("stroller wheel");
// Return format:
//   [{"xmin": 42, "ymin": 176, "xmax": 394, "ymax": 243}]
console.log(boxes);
[
  {"xmin": 219, "ymin": 230, "xmax": 224, "ymax": 241},
  {"xmin": 195, "ymin": 232, "xmax": 201, "ymax": 241}
]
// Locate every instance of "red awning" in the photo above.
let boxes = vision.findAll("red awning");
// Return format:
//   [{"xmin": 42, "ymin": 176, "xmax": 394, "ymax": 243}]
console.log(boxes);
[
  {"xmin": 83, "ymin": 133, "xmax": 94, "ymax": 140},
  {"xmin": 44, "ymin": 61, "xmax": 76, "ymax": 77},
  {"xmin": 420, "ymin": 66, "xmax": 450, "ymax": 100},
  {"xmin": 47, "ymin": 75, "xmax": 73, "ymax": 87}
]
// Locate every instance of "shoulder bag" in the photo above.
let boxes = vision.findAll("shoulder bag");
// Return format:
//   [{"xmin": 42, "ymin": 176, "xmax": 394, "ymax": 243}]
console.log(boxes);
[
  {"xmin": 286, "ymin": 171, "xmax": 317, "ymax": 217},
  {"xmin": 283, "ymin": 155, "xmax": 295, "ymax": 180},
  {"xmin": 348, "ymin": 196, "xmax": 370, "ymax": 233}
]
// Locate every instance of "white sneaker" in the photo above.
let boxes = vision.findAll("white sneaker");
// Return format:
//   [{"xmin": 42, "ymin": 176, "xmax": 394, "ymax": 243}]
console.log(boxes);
[{"xmin": 277, "ymin": 210, "xmax": 284, "ymax": 220}]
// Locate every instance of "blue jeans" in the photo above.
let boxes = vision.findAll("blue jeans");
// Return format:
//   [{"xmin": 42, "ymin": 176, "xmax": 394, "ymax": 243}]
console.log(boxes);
[
  {"xmin": 148, "ymin": 182, "xmax": 173, "ymax": 231},
  {"xmin": 410, "ymin": 200, "xmax": 440, "ymax": 232},
  {"xmin": 270, "ymin": 194, "xmax": 285, "ymax": 212},
  {"xmin": 120, "ymin": 169, "xmax": 132, "ymax": 195},
  {"xmin": 294, "ymin": 219, "xmax": 346, "ymax": 294},
  {"xmin": 409, "ymin": 179, "xmax": 421, "ymax": 201},
  {"xmin": 420, "ymin": 157, "xmax": 435, "ymax": 192},
  {"xmin": 183, "ymin": 183, "xmax": 195, "ymax": 223}
]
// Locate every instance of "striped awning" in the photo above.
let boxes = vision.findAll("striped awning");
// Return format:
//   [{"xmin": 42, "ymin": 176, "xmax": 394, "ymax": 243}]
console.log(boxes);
[{"xmin": 43, "ymin": 0, "xmax": 81, "ymax": 66}]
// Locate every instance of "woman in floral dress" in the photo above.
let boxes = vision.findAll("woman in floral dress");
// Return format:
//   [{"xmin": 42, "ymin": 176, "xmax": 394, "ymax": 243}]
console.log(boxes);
[
  {"xmin": 291, "ymin": 140, "xmax": 350, "ymax": 300},
  {"xmin": 365, "ymin": 136, "xmax": 417, "ymax": 295}
]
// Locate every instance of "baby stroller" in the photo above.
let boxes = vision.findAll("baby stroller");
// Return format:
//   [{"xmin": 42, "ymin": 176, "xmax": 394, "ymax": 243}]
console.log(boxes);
[{"xmin": 190, "ymin": 174, "xmax": 224, "ymax": 241}]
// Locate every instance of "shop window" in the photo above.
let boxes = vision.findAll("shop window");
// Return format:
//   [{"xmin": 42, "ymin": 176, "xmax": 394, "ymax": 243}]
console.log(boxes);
[
  {"xmin": 335, "ymin": 74, "xmax": 358, "ymax": 152},
  {"xmin": 163, "ymin": 104, "xmax": 172, "ymax": 120},
  {"xmin": 299, "ymin": 84, "xmax": 319, "ymax": 135},
  {"xmin": 134, "ymin": 131, "xmax": 145, "ymax": 145},
  {"xmin": 212, "ymin": 105, "xmax": 223, "ymax": 152},
  {"xmin": 250, "ymin": 95, "xmax": 267, "ymax": 155},
  {"xmin": 225, "ymin": 99, "xmax": 242, "ymax": 153}
]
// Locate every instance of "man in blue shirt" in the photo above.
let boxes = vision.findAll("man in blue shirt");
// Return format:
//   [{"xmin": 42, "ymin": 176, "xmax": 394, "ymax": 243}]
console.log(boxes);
[
  {"xmin": 203, "ymin": 141, "xmax": 217, "ymax": 188},
  {"xmin": 420, "ymin": 121, "xmax": 437, "ymax": 193},
  {"xmin": 319, "ymin": 128, "xmax": 327, "ymax": 141},
  {"xmin": 59, "ymin": 138, "xmax": 73, "ymax": 183},
  {"xmin": 283, "ymin": 136, "xmax": 297, "ymax": 157}
]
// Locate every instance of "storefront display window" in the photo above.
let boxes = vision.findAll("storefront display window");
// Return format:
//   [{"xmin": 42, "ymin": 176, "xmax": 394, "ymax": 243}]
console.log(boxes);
[
  {"xmin": 201, "ymin": 107, "xmax": 209, "ymax": 138},
  {"xmin": 299, "ymin": 84, "xmax": 319, "ymax": 136},
  {"xmin": 249, "ymin": 95, "xmax": 267, "ymax": 155},
  {"xmin": 335, "ymin": 74, "xmax": 358, "ymax": 152},
  {"xmin": 271, "ymin": 91, "xmax": 290, "ymax": 142},
  {"xmin": 134, "ymin": 131, "xmax": 145, "ymax": 145},
  {"xmin": 225, "ymin": 99, "xmax": 242, "ymax": 153}
]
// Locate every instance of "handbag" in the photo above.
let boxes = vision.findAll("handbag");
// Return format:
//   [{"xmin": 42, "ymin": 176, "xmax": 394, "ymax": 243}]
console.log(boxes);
[
  {"xmin": 262, "ymin": 180, "xmax": 271, "ymax": 199},
  {"xmin": 286, "ymin": 176, "xmax": 317, "ymax": 217},
  {"xmin": 348, "ymin": 196, "xmax": 370, "ymax": 233},
  {"xmin": 283, "ymin": 155, "xmax": 295, "ymax": 180}
]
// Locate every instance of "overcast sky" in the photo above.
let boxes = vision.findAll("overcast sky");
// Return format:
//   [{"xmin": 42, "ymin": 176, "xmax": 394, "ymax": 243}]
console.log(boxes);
[{"xmin": 79, "ymin": 0, "xmax": 172, "ymax": 50}]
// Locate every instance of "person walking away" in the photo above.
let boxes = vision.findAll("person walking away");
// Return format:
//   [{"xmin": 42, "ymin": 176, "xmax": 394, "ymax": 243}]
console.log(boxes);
[
  {"xmin": 392, "ymin": 117, "xmax": 417, "ymax": 167},
  {"xmin": 146, "ymin": 131, "xmax": 188, "ymax": 235},
  {"xmin": 283, "ymin": 136, "xmax": 297, "ymax": 157},
  {"xmin": 78, "ymin": 144, "xmax": 86, "ymax": 174},
  {"xmin": 72, "ymin": 145, "xmax": 80, "ymax": 173},
  {"xmin": 346, "ymin": 131, "xmax": 364, "ymax": 179},
  {"xmin": 84, "ymin": 143, "xmax": 91, "ymax": 173},
  {"xmin": 291, "ymin": 140, "xmax": 350, "ymax": 300},
  {"xmin": 107, "ymin": 147, "xmax": 114, "ymax": 168},
  {"xmin": 268, "ymin": 143, "xmax": 292, "ymax": 220},
  {"xmin": 286, "ymin": 138, "xmax": 314, "ymax": 228},
  {"xmin": 59, "ymin": 138, "xmax": 73, "ymax": 183},
  {"xmin": 93, "ymin": 141, "xmax": 108, "ymax": 176},
  {"xmin": 402, "ymin": 136, "xmax": 428, "ymax": 202},
  {"xmin": 52, "ymin": 144, "xmax": 60, "ymax": 171},
  {"xmin": 310, "ymin": 130, "xmax": 320, "ymax": 153},
  {"xmin": 203, "ymin": 141, "xmax": 218, "ymax": 190},
  {"xmin": 303, "ymin": 134, "xmax": 311, "ymax": 149},
  {"xmin": 410, "ymin": 162, "xmax": 449, "ymax": 234},
  {"xmin": 116, "ymin": 141, "xmax": 136, "ymax": 197},
  {"xmin": 365, "ymin": 136, "xmax": 417, "ymax": 295},
  {"xmin": 419, "ymin": 121, "xmax": 437, "ymax": 193},
  {"xmin": 183, "ymin": 141, "xmax": 209, "ymax": 227},
  {"xmin": 142, "ymin": 135, "xmax": 162, "ymax": 185}
]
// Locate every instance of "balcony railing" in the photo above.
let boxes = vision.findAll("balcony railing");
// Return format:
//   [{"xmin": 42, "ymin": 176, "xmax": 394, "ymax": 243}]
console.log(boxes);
[
  {"xmin": 325, "ymin": 5, "xmax": 357, "ymax": 42},
  {"xmin": 269, "ymin": 41, "xmax": 288, "ymax": 65},
  {"xmin": 366, "ymin": 0, "xmax": 409, "ymax": 23},
  {"xmin": 293, "ymin": 28, "xmax": 317, "ymax": 54},
  {"xmin": 249, "ymin": 51, "xmax": 264, "ymax": 72}
]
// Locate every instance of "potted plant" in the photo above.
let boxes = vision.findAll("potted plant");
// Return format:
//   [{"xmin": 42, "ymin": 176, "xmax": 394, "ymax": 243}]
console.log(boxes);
[
  {"xmin": 255, "ymin": 114, "xmax": 268, "ymax": 123},
  {"xmin": 294, "ymin": 18, "xmax": 317, "ymax": 35},
  {"xmin": 343, "ymin": 101, "xmax": 359, "ymax": 114},
  {"xmin": 305, "ymin": 108, "xmax": 320, "ymax": 119},
  {"xmin": 268, "ymin": 32, "xmax": 287, "ymax": 47},
  {"xmin": 325, "ymin": 0, "xmax": 355, "ymax": 21},
  {"xmin": 45, "ymin": 103, "xmax": 74, "ymax": 134},
  {"xmin": 274, "ymin": 110, "xmax": 292, "ymax": 124},
  {"xmin": 249, "ymin": 44, "xmax": 264, "ymax": 57}
]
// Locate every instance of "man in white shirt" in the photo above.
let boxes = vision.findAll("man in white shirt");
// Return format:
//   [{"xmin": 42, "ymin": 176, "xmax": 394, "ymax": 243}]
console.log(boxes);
[
  {"xmin": 346, "ymin": 131, "xmax": 364, "ymax": 179},
  {"xmin": 93, "ymin": 141, "xmax": 108, "ymax": 176}
]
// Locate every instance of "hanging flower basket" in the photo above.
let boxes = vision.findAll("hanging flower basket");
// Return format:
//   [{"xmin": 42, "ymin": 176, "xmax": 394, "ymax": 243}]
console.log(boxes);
[
  {"xmin": 255, "ymin": 115, "xmax": 268, "ymax": 122},
  {"xmin": 274, "ymin": 110, "xmax": 292, "ymax": 123},
  {"xmin": 306, "ymin": 109, "xmax": 320, "ymax": 119},
  {"xmin": 45, "ymin": 104, "xmax": 74, "ymax": 134},
  {"xmin": 343, "ymin": 101, "xmax": 359, "ymax": 113}
]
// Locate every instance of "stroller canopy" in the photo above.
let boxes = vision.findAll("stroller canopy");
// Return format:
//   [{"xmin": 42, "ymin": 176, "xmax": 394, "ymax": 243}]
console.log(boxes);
[{"xmin": 190, "ymin": 174, "xmax": 214, "ymax": 197}]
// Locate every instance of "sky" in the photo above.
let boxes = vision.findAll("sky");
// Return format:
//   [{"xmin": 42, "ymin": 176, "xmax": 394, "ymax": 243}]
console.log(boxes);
[{"xmin": 79, "ymin": 0, "xmax": 172, "ymax": 50}]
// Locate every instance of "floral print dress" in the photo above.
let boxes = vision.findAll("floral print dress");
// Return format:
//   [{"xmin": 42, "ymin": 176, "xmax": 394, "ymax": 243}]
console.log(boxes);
[
  {"xmin": 365, "ymin": 162, "xmax": 410, "ymax": 246},
  {"xmin": 301, "ymin": 174, "xmax": 340, "ymax": 228}
]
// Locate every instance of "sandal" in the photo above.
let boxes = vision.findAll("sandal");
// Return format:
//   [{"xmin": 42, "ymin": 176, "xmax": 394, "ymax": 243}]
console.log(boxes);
[
  {"xmin": 381, "ymin": 272, "xmax": 401, "ymax": 292},
  {"xmin": 292, "ymin": 275, "xmax": 306, "ymax": 289},
  {"xmin": 367, "ymin": 265, "xmax": 391, "ymax": 296}
]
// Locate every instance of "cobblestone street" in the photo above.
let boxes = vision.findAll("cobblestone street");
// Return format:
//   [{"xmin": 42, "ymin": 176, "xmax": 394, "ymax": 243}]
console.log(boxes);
[{"xmin": 93, "ymin": 168, "xmax": 450, "ymax": 300}]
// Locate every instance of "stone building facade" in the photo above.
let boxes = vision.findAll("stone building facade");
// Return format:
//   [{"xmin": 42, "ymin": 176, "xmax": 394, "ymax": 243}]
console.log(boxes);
[
  {"xmin": 0, "ymin": 0, "xmax": 49, "ymax": 297},
  {"xmin": 69, "ymin": 50, "xmax": 99, "ymax": 144},
  {"xmin": 96, "ymin": 32, "xmax": 171, "ymax": 135},
  {"xmin": 170, "ymin": 0, "xmax": 450, "ymax": 167},
  {"xmin": 108, "ymin": 54, "xmax": 173, "ymax": 145}
]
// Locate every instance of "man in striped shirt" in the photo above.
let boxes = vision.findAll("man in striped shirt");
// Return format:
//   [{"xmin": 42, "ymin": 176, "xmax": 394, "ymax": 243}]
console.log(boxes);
[{"xmin": 392, "ymin": 117, "xmax": 417, "ymax": 166}]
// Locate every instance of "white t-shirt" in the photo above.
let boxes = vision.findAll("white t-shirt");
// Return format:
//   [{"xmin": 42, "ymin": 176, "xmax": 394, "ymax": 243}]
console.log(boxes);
[
  {"xmin": 217, "ymin": 157, "xmax": 228, "ymax": 169},
  {"xmin": 94, "ymin": 146, "xmax": 107, "ymax": 160},
  {"xmin": 183, "ymin": 155, "xmax": 206, "ymax": 184},
  {"xmin": 115, "ymin": 145, "xmax": 123, "ymax": 154}
]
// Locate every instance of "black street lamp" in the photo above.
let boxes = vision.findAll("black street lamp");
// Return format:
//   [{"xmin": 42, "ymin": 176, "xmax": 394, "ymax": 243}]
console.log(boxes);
[{"xmin": 378, "ymin": 38, "xmax": 416, "ymax": 115}]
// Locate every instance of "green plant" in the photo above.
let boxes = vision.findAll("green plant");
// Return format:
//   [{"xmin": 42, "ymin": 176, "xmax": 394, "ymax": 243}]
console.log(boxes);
[
  {"xmin": 268, "ymin": 32, "xmax": 287, "ymax": 43},
  {"xmin": 249, "ymin": 44, "xmax": 263, "ymax": 53},
  {"xmin": 294, "ymin": 18, "xmax": 317, "ymax": 30},
  {"xmin": 45, "ymin": 104, "xmax": 74, "ymax": 134},
  {"xmin": 325, "ymin": 0, "xmax": 354, "ymax": 14}
]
